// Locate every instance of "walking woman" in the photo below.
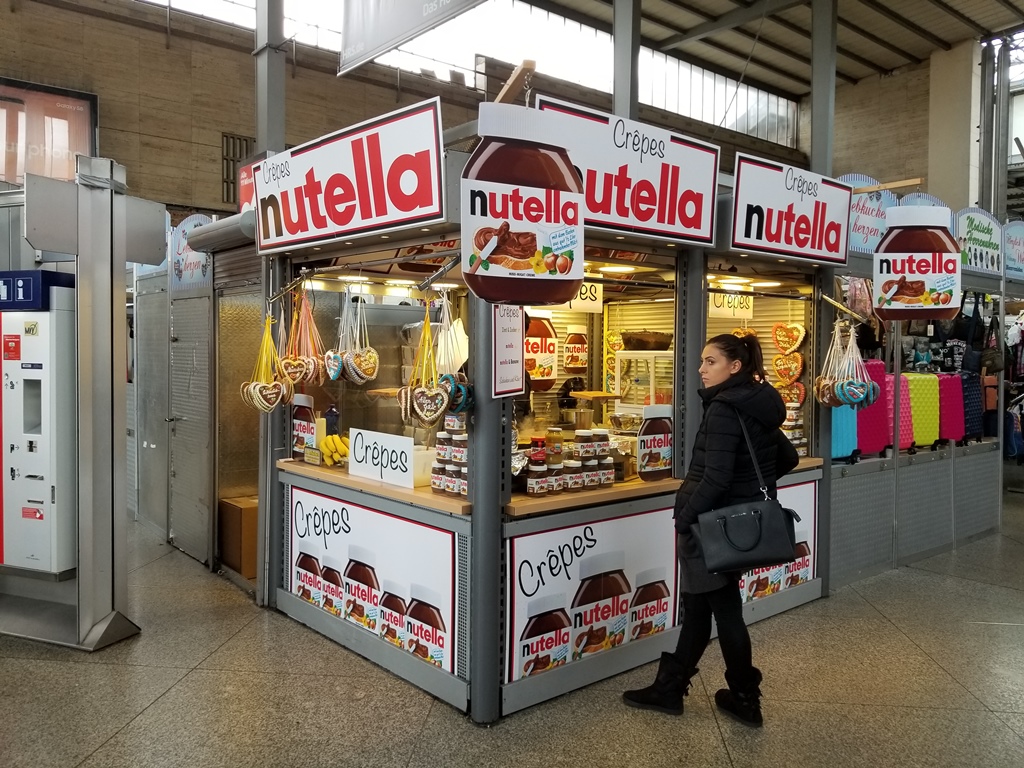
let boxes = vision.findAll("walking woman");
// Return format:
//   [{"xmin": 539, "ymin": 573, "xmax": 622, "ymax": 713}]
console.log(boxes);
[{"xmin": 623, "ymin": 334, "xmax": 795, "ymax": 726}]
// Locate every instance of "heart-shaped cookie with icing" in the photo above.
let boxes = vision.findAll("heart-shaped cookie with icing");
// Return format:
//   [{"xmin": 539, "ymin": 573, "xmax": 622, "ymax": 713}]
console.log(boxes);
[
  {"xmin": 732, "ymin": 327, "xmax": 758, "ymax": 338},
  {"xmin": 352, "ymin": 348, "xmax": 379, "ymax": 381},
  {"xmin": 397, "ymin": 385, "xmax": 412, "ymax": 424},
  {"xmin": 412, "ymin": 385, "xmax": 450, "ymax": 427},
  {"xmin": 253, "ymin": 381, "xmax": 286, "ymax": 412},
  {"xmin": 774, "ymin": 382, "xmax": 806, "ymax": 407},
  {"xmin": 342, "ymin": 351, "xmax": 369, "ymax": 385},
  {"xmin": 772, "ymin": 353, "xmax": 804, "ymax": 385},
  {"xmin": 324, "ymin": 351, "xmax": 345, "ymax": 381},
  {"xmin": 240, "ymin": 382, "xmax": 256, "ymax": 410},
  {"xmin": 772, "ymin": 323, "xmax": 806, "ymax": 355},
  {"xmin": 280, "ymin": 356, "xmax": 307, "ymax": 384}
]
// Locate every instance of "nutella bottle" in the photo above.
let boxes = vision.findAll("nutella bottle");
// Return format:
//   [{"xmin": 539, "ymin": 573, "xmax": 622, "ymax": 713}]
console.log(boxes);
[
  {"xmin": 343, "ymin": 545, "xmax": 380, "ymax": 633},
  {"xmin": 293, "ymin": 552, "xmax": 322, "ymax": 607},
  {"xmin": 524, "ymin": 314, "xmax": 558, "ymax": 392},
  {"xmin": 628, "ymin": 568, "xmax": 671, "ymax": 641},
  {"xmin": 637, "ymin": 405, "xmax": 673, "ymax": 481},
  {"xmin": 378, "ymin": 581, "xmax": 408, "ymax": 649},
  {"xmin": 320, "ymin": 556, "xmax": 345, "ymax": 618},
  {"xmin": 514, "ymin": 593, "xmax": 570, "ymax": 681},
  {"xmin": 564, "ymin": 325, "xmax": 588, "ymax": 375},
  {"xmin": 406, "ymin": 584, "xmax": 448, "ymax": 669},
  {"xmin": 570, "ymin": 552, "xmax": 631, "ymax": 660},
  {"xmin": 292, "ymin": 394, "xmax": 316, "ymax": 461}
]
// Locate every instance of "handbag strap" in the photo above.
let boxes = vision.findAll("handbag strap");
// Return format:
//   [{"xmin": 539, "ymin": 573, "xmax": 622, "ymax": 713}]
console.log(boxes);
[
  {"xmin": 728, "ymin": 404, "xmax": 770, "ymax": 500},
  {"xmin": 967, "ymin": 292, "xmax": 982, "ymax": 348}
]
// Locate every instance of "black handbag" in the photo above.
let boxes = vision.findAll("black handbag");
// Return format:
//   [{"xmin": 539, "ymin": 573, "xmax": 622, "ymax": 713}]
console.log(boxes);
[
  {"xmin": 690, "ymin": 410, "xmax": 801, "ymax": 574},
  {"xmin": 961, "ymin": 293, "xmax": 986, "ymax": 373}
]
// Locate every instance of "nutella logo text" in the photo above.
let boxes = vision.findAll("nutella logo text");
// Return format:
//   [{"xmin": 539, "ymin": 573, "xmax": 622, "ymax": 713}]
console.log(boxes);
[
  {"xmin": 467, "ymin": 186, "xmax": 579, "ymax": 227},
  {"xmin": 323, "ymin": 578, "xmax": 344, "ymax": 602},
  {"xmin": 296, "ymin": 569, "xmax": 322, "ymax": 592},
  {"xmin": 638, "ymin": 433, "xmax": 671, "ymax": 452},
  {"xmin": 743, "ymin": 200, "xmax": 842, "ymax": 254},
  {"xmin": 521, "ymin": 627, "xmax": 570, "ymax": 658},
  {"xmin": 631, "ymin": 597, "xmax": 669, "ymax": 624},
  {"xmin": 517, "ymin": 526, "xmax": 598, "ymax": 597},
  {"xmin": 409, "ymin": 619, "xmax": 445, "ymax": 648},
  {"xmin": 573, "ymin": 595, "xmax": 628, "ymax": 628},
  {"xmin": 581, "ymin": 164, "xmax": 702, "ymax": 229},
  {"xmin": 345, "ymin": 581, "xmax": 380, "ymax": 606},
  {"xmin": 293, "ymin": 499, "xmax": 352, "ymax": 549},
  {"xmin": 876, "ymin": 252, "xmax": 958, "ymax": 276},
  {"xmin": 565, "ymin": 342, "xmax": 587, "ymax": 357},
  {"xmin": 524, "ymin": 337, "xmax": 556, "ymax": 356},
  {"xmin": 380, "ymin": 607, "xmax": 405, "ymax": 629}
]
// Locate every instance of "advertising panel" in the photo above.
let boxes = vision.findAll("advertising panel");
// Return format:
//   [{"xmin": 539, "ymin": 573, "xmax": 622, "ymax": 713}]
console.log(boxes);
[
  {"xmin": 1005, "ymin": 220, "xmax": 1024, "ymax": 279},
  {"xmin": 492, "ymin": 304, "xmax": 525, "ymax": 398},
  {"xmin": 169, "ymin": 214, "xmax": 213, "ymax": 294},
  {"xmin": 731, "ymin": 153, "xmax": 852, "ymax": 264},
  {"xmin": 289, "ymin": 486, "xmax": 459, "ymax": 673},
  {"xmin": 955, "ymin": 207, "xmax": 1002, "ymax": 275},
  {"xmin": 837, "ymin": 173, "xmax": 897, "ymax": 254},
  {"xmin": 253, "ymin": 98, "xmax": 445, "ymax": 254},
  {"xmin": 505, "ymin": 508, "xmax": 677, "ymax": 683}
]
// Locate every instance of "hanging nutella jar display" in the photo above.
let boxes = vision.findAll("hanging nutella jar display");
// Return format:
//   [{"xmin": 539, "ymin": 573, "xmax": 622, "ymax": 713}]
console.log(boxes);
[
  {"xmin": 524, "ymin": 312, "xmax": 558, "ymax": 392},
  {"xmin": 564, "ymin": 325, "xmax": 588, "ymax": 375}
]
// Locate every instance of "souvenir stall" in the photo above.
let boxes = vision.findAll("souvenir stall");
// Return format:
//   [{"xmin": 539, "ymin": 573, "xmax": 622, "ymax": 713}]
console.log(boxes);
[
  {"xmin": 189, "ymin": 97, "xmax": 833, "ymax": 722},
  {"xmin": 826, "ymin": 181, "xmax": 1003, "ymax": 589}
]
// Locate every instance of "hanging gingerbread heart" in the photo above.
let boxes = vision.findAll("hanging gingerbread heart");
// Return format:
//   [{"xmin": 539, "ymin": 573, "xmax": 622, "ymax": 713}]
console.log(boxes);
[
  {"xmin": 774, "ymin": 382, "xmax": 806, "ymax": 407},
  {"xmin": 397, "ymin": 385, "xmax": 412, "ymax": 424},
  {"xmin": 253, "ymin": 381, "xmax": 286, "ymax": 411},
  {"xmin": 772, "ymin": 323, "xmax": 806, "ymax": 355},
  {"xmin": 280, "ymin": 356, "xmax": 307, "ymax": 384},
  {"xmin": 352, "ymin": 348, "xmax": 379, "ymax": 381},
  {"xmin": 342, "ymin": 350, "xmax": 369, "ymax": 385},
  {"xmin": 773, "ymin": 352, "xmax": 804, "ymax": 385},
  {"xmin": 324, "ymin": 351, "xmax": 345, "ymax": 381},
  {"xmin": 412, "ymin": 385, "xmax": 450, "ymax": 427}
]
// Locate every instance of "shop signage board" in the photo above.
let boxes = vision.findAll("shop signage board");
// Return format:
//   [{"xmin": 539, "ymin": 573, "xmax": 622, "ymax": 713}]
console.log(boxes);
[
  {"xmin": 837, "ymin": 173, "xmax": 897, "ymax": 254},
  {"xmin": 708, "ymin": 290, "xmax": 754, "ymax": 319},
  {"xmin": 1005, "ymin": 221, "xmax": 1024, "ymax": 279},
  {"xmin": 252, "ymin": 98, "xmax": 446, "ymax": 254},
  {"xmin": 347, "ymin": 428, "xmax": 418, "ymax": 488},
  {"xmin": 548, "ymin": 282, "xmax": 604, "ymax": 313},
  {"xmin": 955, "ymin": 207, "xmax": 1002, "ymax": 275},
  {"xmin": 740, "ymin": 481, "xmax": 817, "ymax": 603},
  {"xmin": 492, "ymin": 304, "xmax": 526, "ymax": 398},
  {"xmin": 731, "ymin": 154, "xmax": 852, "ymax": 265},
  {"xmin": 341, "ymin": 0, "xmax": 486, "ymax": 74},
  {"xmin": 536, "ymin": 96, "xmax": 719, "ymax": 245},
  {"xmin": 169, "ymin": 214, "xmax": 213, "ymax": 294},
  {"xmin": 504, "ymin": 508, "xmax": 677, "ymax": 684},
  {"xmin": 289, "ymin": 486, "xmax": 458, "ymax": 672}
]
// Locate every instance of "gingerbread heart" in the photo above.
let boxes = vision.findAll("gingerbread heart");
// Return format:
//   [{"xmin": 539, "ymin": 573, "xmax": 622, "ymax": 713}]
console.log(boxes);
[
  {"xmin": 732, "ymin": 327, "xmax": 758, "ymax": 338},
  {"xmin": 276, "ymin": 375, "xmax": 294, "ymax": 404},
  {"xmin": 397, "ymin": 386, "xmax": 412, "ymax": 424},
  {"xmin": 324, "ymin": 351, "xmax": 345, "ymax": 381},
  {"xmin": 352, "ymin": 348, "xmax": 379, "ymax": 381},
  {"xmin": 412, "ymin": 385, "xmax": 450, "ymax": 427},
  {"xmin": 772, "ymin": 323, "xmax": 806, "ymax": 355},
  {"xmin": 240, "ymin": 382, "xmax": 256, "ymax": 410},
  {"xmin": 774, "ymin": 382, "xmax": 806, "ymax": 407},
  {"xmin": 253, "ymin": 381, "xmax": 285, "ymax": 412},
  {"xmin": 342, "ymin": 351, "xmax": 369, "ymax": 385},
  {"xmin": 280, "ymin": 356, "xmax": 307, "ymax": 384},
  {"xmin": 772, "ymin": 353, "xmax": 803, "ymax": 385}
]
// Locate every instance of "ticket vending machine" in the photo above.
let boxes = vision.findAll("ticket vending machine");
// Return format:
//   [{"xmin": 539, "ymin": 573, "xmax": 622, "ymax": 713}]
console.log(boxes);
[{"xmin": 0, "ymin": 271, "xmax": 77, "ymax": 574}]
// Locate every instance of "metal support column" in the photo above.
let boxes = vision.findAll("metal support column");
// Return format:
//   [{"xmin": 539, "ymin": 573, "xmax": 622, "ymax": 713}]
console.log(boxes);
[
  {"xmin": 994, "ymin": 40, "xmax": 1011, "ymax": 221},
  {"xmin": 979, "ymin": 43, "xmax": 996, "ymax": 210},
  {"xmin": 255, "ymin": 0, "xmax": 286, "ymax": 154},
  {"xmin": 810, "ymin": 0, "xmax": 838, "ymax": 175},
  {"xmin": 814, "ymin": 270, "xmax": 834, "ymax": 592},
  {"xmin": 612, "ymin": 0, "xmax": 641, "ymax": 120},
  {"xmin": 467, "ymin": 295, "xmax": 507, "ymax": 723},
  {"xmin": 681, "ymin": 251, "xmax": 705, "ymax": 473}
]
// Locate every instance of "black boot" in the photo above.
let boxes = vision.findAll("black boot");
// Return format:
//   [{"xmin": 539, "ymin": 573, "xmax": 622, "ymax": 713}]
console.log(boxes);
[
  {"xmin": 715, "ymin": 667, "xmax": 763, "ymax": 727},
  {"xmin": 622, "ymin": 653, "xmax": 696, "ymax": 716}
]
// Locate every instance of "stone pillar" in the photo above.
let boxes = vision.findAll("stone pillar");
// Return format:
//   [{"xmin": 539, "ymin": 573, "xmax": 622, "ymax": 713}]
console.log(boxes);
[{"xmin": 928, "ymin": 40, "xmax": 981, "ymax": 210}]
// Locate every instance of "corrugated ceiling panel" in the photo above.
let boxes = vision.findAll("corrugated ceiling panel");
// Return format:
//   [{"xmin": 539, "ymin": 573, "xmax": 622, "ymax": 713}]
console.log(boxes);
[
  {"xmin": 645, "ymin": 0, "xmax": 712, "ymax": 29},
  {"xmin": 836, "ymin": 0, "xmax": 939, "ymax": 58}
]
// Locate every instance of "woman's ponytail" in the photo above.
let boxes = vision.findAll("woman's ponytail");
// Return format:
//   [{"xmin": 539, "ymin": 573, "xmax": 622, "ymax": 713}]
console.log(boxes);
[{"xmin": 706, "ymin": 333, "xmax": 768, "ymax": 381}]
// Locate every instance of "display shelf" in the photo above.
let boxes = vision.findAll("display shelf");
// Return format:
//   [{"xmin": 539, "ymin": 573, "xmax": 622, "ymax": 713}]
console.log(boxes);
[
  {"xmin": 505, "ymin": 477, "xmax": 681, "ymax": 518},
  {"xmin": 277, "ymin": 459, "xmax": 471, "ymax": 516},
  {"xmin": 569, "ymin": 390, "xmax": 620, "ymax": 400}
]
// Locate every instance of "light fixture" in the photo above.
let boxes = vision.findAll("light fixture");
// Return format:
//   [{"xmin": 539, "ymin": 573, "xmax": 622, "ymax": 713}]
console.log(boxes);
[
  {"xmin": 666, "ymin": 243, "xmax": 677, "ymax": 248},
  {"xmin": 337, "ymin": 275, "xmax": 370, "ymax": 282},
  {"xmin": 385, "ymin": 279, "xmax": 416, "ymax": 286},
  {"xmin": 778, "ymin": 259, "xmax": 786, "ymax": 263},
  {"xmin": 738, "ymin": 253, "xmax": 748, "ymax": 258},
  {"xmin": 421, "ymin": 227, "xmax": 431, "ymax": 232},
  {"xmin": 344, "ymin": 241, "xmax": 353, "ymax": 246},
  {"xmin": 615, "ymin": 236, "xmax": 625, "ymax": 240},
  {"xmin": 433, "ymin": 282, "xmax": 460, "ymax": 290},
  {"xmin": 381, "ymin": 235, "xmax": 390, "ymax": 239},
  {"xmin": 599, "ymin": 265, "xmax": 636, "ymax": 274},
  {"xmin": 750, "ymin": 281, "xmax": 782, "ymax": 288},
  {"xmin": 313, "ymin": 247, "xmax": 321, "ymax": 251},
  {"xmin": 716, "ymin": 276, "xmax": 751, "ymax": 283}
]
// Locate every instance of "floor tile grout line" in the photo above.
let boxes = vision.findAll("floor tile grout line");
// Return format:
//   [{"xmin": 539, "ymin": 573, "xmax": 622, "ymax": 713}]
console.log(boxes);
[
  {"xmin": 186, "ymin": 610, "xmax": 262, "ymax": 671},
  {"xmin": 907, "ymin": 563, "xmax": 1024, "ymax": 595},
  {"xmin": 127, "ymin": 547, "xmax": 175, "ymax": 574},
  {"xmin": 0, "ymin": 653, "xmax": 195, "ymax": 672},
  {"xmin": 698, "ymin": 670, "xmax": 736, "ymax": 768},
  {"xmin": 991, "ymin": 711, "xmax": 1024, "ymax": 749},
  {"xmin": 405, "ymin": 699, "xmax": 436, "ymax": 768}
]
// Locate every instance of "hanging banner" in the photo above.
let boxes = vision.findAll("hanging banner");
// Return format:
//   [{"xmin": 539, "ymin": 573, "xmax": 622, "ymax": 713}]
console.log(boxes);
[
  {"xmin": 169, "ymin": 214, "xmax": 213, "ymax": 294},
  {"xmin": 1005, "ymin": 220, "xmax": 1024, "ymax": 279},
  {"xmin": 709, "ymin": 289, "xmax": 754, "ymax": 319},
  {"xmin": 535, "ymin": 96, "xmax": 720, "ymax": 246},
  {"xmin": 252, "ymin": 98, "xmax": 446, "ymax": 254},
  {"xmin": 955, "ymin": 207, "xmax": 1003, "ymax": 275},
  {"xmin": 837, "ymin": 173, "xmax": 897, "ymax": 254},
  {"xmin": 731, "ymin": 154, "xmax": 852, "ymax": 265}
]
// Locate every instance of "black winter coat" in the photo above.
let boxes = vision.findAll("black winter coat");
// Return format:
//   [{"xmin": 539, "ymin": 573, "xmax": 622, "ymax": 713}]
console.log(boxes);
[{"xmin": 674, "ymin": 375, "xmax": 787, "ymax": 593}]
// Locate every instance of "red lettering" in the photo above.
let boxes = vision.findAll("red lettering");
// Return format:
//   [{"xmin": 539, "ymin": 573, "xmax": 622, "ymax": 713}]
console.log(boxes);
[
  {"xmin": 387, "ymin": 149, "xmax": 433, "ymax": 212},
  {"xmin": 324, "ymin": 173, "xmax": 357, "ymax": 226},
  {"xmin": 632, "ymin": 179, "xmax": 657, "ymax": 221}
]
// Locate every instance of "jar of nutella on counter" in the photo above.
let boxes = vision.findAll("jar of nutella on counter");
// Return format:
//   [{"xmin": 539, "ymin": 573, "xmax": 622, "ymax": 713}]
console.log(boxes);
[
  {"xmin": 545, "ymin": 427, "xmax": 563, "ymax": 466},
  {"xmin": 515, "ymin": 593, "xmax": 571, "ymax": 680},
  {"xmin": 592, "ymin": 428, "xmax": 611, "ymax": 458},
  {"xmin": 548, "ymin": 463, "xmax": 564, "ymax": 495},
  {"xmin": 445, "ymin": 412, "xmax": 467, "ymax": 433},
  {"xmin": 628, "ymin": 568, "xmax": 671, "ymax": 641},
  {"xmin": 599, "ymin": 456, "xmax": 615, "ymax": 487},
  {"xmin": 444, "ymin": 464, "xmax": 460, "ymax": 496},
  {"xmin": 378, "ymin": 581, "xmax": 408, "ymax": 649},
  {"xmin": 343, "ymin": 546, "xmax": 380, "ymax": 633},
  {"xmin": 526, "ymin": 464, "xmax": 549, "ymax": 496},
  {"xmin": 293, "ymin": 552, "xmax": 322, "ymax": 607},
  {"xmin": 435, "ymin": 432, "xmax": 452, "ymax": 463},
  {"xmin": 460, "ymin": 467, "xmax": 469, "ymax": 498},
  {"xmin": 451, "ymin": 433, "xmax": 469, "ymax": 466},
  {"xmin": 570, "ymin": 552, "xmax": 631, "ymax": 660},
  {"xmin": 563, "ymin": 460, "xmax": 584, "ymax": 493},
  {"xmin": 574, "ymin": 430, "xmax": 594, "ymax": 460},
  {"xmin": 292, "ymin": 394, "xmax": 316, "ymax": 461},
  {"xmin": 320, "ymin": 556, "xmax": 345, "ymax": 618},
  {"xmin": 583, "ymin": 459, "xmax": 600, "ymax": 488},
  {"xmin": 637, "ymin": 405, "xmax": 673, "ymax": 482},
  {"xmin": 406, "ymin": 584, "xmax": 448, "ymax": 668},
  {"xmin": 430, "ymin": 462, "xmax": 446, "ymax": 494}
]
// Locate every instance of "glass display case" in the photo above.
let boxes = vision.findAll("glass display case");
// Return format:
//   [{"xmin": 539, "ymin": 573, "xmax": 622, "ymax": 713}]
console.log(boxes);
[{"xmin": 614, "ymin": 351, "xmax": 674, "ymax": 415}]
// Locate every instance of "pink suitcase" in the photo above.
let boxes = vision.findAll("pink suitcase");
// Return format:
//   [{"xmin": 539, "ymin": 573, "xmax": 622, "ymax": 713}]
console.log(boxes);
[
  {"xmin": 937, "ymin": 373, "xmax": 965, "ymax": 443},
  {"xmin": 857, "ymin": 360, "xmax": 890, "ymax": 455},
  {"xmin": 886, "ymin": 373, "xmax": 915, "ymax": 450}
]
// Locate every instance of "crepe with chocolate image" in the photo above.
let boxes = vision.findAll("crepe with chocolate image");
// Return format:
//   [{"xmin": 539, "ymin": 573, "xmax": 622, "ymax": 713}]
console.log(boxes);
[
  {"xmin": 881, "ymin": 276, "xmax": 927, "ymax": 304},
  {"xmin": 470, "ymin": 222, "xmax": 538, "ymax": 271}
]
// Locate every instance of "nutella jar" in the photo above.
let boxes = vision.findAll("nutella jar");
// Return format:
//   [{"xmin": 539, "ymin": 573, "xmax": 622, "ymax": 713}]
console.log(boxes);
[
  {"xmin": 574, "ymin": 430, "xmax": 594, "ymax": 459},
  {"xmin": 628, "ymin": 568, "xmax": 671, "ymax": 641},
  {"xmin": 430, "ymin": 461, "xmax": 447, "ymax": 495},
  {"xmin": 548, "ymin": 463, "xmax": 564, "ymax": 495},
  {"xmin": 570, "ymin": 552, "xmax": 631, "ymax": 660},
  {"xmin": 445, "ymin": 464, "xmax": 460, "ymax": 497},
  {"xmin": 451, "ymin": 433, "xmax": 469, "ymax": 465},
  {"xmin": 529, "ymin": 436, "xmax": 547, "ymax": 464},
  {"xmin": 545, "ymin": 427, "xmax": 563, "ymax": 466},
  {"xmin": 293, "ymin": 552, "xmax": 322, "ymax": 607},
  {"xmin": 563, "ymin": 325, "xmax": 588, "ymax": 375},
  {"xmin": 292, "ymin": 394, "xmax": 316, "ymax": 461},
  {"xmin": 563, "ymin": 460, "xmax": 584, "ymax": 492},
  {"xmin": 637, "ymin": 405, "xmax": 673, "ymax": 481},
  {"xmin": 784, "ymin": 538, "xmax": 813, "ymax": 589},
  {"xmin": 435, "ymin": 432, "xmax": 452, "ymax": 463},
  {"xmin": 583, "ymin": 459, "xmax": 600, "ymax": 488},
  {"xmin": 343, "ymin": 545, "xmax": 380, "ymax": 633},
  {"xmin": 461, "ymin": 103, "xmax": 585, "ymax": 308},
  {"xmin": 599, "ymin": 456, "xmax": 615, "ymax": 487},
  {"xmin": 592, "ymin": 428, "xmax": 611, "ymax": 458},
  {"xmin": 524, "ymin": 314, "xmax": 558, "ymax": 392},
  {"xmin": 526, "ymin": 464, "xmax": 549, "ymax": 497},
  {"xmin": 873, "ymin": 205, "xmax": 960, "ymax": 321},
  {"xmin": 378, "ymin": 581, "xmax": 408, "ymax": 649},
  {"xmin": 460, "ymin": 466, "xmax": 469, "ymax": 498},
  {"xmin": 514, "ymin": 593, "xmax": 570, "ymax": 681},
  {"xmin": 406, "ymin": 584, "xmax": 448, "ymax": 669},
  {"xmin": 320, "ymin": 557, "xmax": 345, "ymax": 618},
  {"xmin": 444, "ymin": 412, "xmax": 467, "ymax": 433}
]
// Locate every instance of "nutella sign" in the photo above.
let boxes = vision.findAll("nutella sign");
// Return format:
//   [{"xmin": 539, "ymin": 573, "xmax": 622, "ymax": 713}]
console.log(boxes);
[
  {"xmin": 253, "ymin": 98, "xmax": 445, "ymax": 254},
  {"xmin": 537, "ymin": 96, "xmax": 719, "ymax": 245},
  {"xmin": 731, "ymin": 154, "xmax": 852, "ymax": 265}
]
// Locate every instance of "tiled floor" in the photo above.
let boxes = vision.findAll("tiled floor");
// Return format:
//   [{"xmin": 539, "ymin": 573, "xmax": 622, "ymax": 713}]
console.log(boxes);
[{"xmin": 4, "ymin": 501, "xmax": 1024, "ymax": 768}]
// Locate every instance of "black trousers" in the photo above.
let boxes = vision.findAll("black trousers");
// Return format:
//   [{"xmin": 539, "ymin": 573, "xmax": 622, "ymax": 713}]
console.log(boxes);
[{"xmin": 672, "ymin": 582, "xmax": 758, "ymax": 689}]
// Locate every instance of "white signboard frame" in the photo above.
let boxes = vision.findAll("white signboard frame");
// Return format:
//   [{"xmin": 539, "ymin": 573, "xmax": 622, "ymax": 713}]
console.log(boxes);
[
  {"xmin": 492, "ymin": 304, "xmax": 526, "ymax": 398},
  {"xmin": 347, "ymin": 428, "xmax": 417, "ymax": 488}
]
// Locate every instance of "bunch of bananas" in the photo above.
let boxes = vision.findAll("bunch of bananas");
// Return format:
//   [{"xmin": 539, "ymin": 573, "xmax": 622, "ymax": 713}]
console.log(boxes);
[{"xmin": 319, "ymin": 434, "xmax": 349, "ymax": 466}]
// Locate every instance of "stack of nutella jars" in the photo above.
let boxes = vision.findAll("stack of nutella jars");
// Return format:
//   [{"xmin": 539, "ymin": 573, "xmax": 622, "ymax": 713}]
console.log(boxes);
[
  {"xmin": 782, "ymin": 401, "xmax": 808, "ymax": 457},
  {"xmin": 431, "ymin": 412, "xmax": 469, "ymax": 499}
]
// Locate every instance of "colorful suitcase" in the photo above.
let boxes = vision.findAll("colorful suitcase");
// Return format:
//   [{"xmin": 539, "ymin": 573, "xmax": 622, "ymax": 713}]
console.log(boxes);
[
  {"xmin": 937, "ymin": 373, "xmax": 966, "ymax": 443},
  {"xmin": 832, "ymin": 404, "xmax": 858, "ymax": 459},
  {"xmin": 902, "ymin": 373, "xmax": 940, "ymax": 448},
  {"xmin": 886, "ymin": 373, "xmax": 915, "ymax": 451},
  {"xmin": 960, "ymin": 372, "xmax": 984, "ymax": 439},
  {"xmin": 858, "ymin": 360, "xmax": 890, "ymax": 455}
]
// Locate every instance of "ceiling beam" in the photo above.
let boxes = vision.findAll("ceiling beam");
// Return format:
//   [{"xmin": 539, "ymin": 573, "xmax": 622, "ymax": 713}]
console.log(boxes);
[
  {"xmin": 991, "ymin": 0, "xmax": 1024, "ymax": 24},
  {"xmin": 658, "ymin": 0, "xmax": 807, "ymax": 50},
  {"xmin": 919, "ymin": 0, "xmax": 990, "ymax": 37},
  {"xmin": 838, "ymin": 17, "xmax": 923, "ymax": 64},
  {"xmin": 853, "ymin": 0, "xmax": 951, "ymax": 51}
]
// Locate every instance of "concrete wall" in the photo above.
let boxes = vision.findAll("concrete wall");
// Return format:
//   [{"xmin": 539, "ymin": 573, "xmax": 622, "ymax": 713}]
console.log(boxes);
[{"xmin": 928, "ymin": 40, "xmax": 980, "ymax": 212}]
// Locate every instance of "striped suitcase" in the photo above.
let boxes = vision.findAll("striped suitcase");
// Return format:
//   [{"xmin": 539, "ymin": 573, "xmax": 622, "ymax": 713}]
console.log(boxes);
[
  {"xmin": 960, "ymin": 372, "xmax": 984, "ymax": 440},
  {"xmin": 937, "ymin": 373, "xmax": 966, "ymax": 444},
  {"xmin": 832, "ymin": 404, "xmax": 859, "ymax": 459},
  {"xmin": 886, "ymin": 373, "xmax": 915, "ymax": 451},
  {"xmin": 902, "ymin": 373, "xmax": 940, "ymax": 448},
  {"xmin": 858, "ymin": 360, "xmax": 890, "ymax": 455}
]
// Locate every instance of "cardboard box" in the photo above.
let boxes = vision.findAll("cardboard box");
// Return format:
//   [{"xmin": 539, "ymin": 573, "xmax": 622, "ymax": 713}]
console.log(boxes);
[{"xmin": 219, "ymin": 496, "xmax": 258, "ymax": 579}]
